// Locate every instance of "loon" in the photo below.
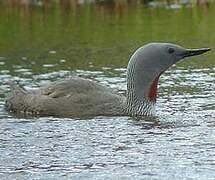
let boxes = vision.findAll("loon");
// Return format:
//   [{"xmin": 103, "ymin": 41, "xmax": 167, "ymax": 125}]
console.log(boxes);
[{"xmin": 5, "ymin": 43, "xmax": 210, "ymax": 117}]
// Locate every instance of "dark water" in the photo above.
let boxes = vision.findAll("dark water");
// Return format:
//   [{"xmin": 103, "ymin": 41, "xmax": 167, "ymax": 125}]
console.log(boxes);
[{"xmin": 0, "ymin": 1, "xmax": 215, "ymax": 179}]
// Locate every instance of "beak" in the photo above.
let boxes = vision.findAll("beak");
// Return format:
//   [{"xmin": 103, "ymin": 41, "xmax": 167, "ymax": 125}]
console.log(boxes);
[{"xmin": 182, "ymin": 48, "xmax": 211, "ymax": 58}]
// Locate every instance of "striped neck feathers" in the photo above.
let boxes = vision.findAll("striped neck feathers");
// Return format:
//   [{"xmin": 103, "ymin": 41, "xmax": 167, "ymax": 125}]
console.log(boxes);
[{"xmin": 125, "ymin": 56, "xmax": 161, "ymax": 116}]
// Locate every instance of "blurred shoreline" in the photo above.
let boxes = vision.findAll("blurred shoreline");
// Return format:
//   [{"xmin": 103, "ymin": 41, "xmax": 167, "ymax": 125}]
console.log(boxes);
[{"xmin": 0, "ymin": 0, "xmax": 214, "ymax": 9}]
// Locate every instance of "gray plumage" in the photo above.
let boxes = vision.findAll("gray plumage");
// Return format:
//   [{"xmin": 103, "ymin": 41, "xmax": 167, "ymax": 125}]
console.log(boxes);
[
  {"xmin": 5, "ymin": 43, "xmax": 210, "ymax": 118},
  {"xmin": 6, "ymin": 78, "xmax": 126, "ymax": 117}
]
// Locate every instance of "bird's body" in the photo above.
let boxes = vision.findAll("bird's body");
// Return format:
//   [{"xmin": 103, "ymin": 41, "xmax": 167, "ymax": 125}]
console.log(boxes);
[
  {"xmin": 5, "ymin": 43, "xmax": 210, "ymax": 118},
  {"xmin": 6, "ymin": 78, "xmax": 126, "ymax": 117}
]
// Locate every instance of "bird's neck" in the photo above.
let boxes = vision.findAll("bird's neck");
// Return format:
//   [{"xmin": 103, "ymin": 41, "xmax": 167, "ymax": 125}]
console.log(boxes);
[{"xmin": 125, "ymin": 59, "xmax": 159, "ymax": 116}]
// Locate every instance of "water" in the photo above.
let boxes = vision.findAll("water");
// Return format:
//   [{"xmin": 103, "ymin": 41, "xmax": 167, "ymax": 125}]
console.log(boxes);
[{"xmin": 0, "ymin": 1, "xmax": 215, "ymax": 179}]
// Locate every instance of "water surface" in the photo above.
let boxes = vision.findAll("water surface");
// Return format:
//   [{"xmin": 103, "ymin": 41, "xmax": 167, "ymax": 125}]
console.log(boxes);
[{"xmin": 0, "ymin": 2, "xmax": 215, "ymax": 179}]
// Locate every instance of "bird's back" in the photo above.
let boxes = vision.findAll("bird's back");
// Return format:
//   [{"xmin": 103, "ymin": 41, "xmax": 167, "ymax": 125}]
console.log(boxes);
[{"xmin": 5, "ymin": 77, "xmax": 126, "ymax": 117}]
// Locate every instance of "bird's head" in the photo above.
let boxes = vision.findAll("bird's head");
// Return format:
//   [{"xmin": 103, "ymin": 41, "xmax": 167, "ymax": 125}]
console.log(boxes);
[
  {"xmin": 134, "ymin": 42, "xmax": 211, "ymax": 74},
  {"xmin": 127, "ymin": 42, "xmax": 211, "ymax": 103}
]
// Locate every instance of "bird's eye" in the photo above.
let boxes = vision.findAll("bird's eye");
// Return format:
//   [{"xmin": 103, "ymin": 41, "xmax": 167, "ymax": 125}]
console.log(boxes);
[{"xmin": 168, "ymin": 48, "xmax": 175, "ymax": 54}]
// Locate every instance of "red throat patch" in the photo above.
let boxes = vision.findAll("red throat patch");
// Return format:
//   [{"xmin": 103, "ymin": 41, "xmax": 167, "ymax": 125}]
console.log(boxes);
[{"xmin": 148, "ymin": 74, "xmax": 161, "ymax": 102}]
